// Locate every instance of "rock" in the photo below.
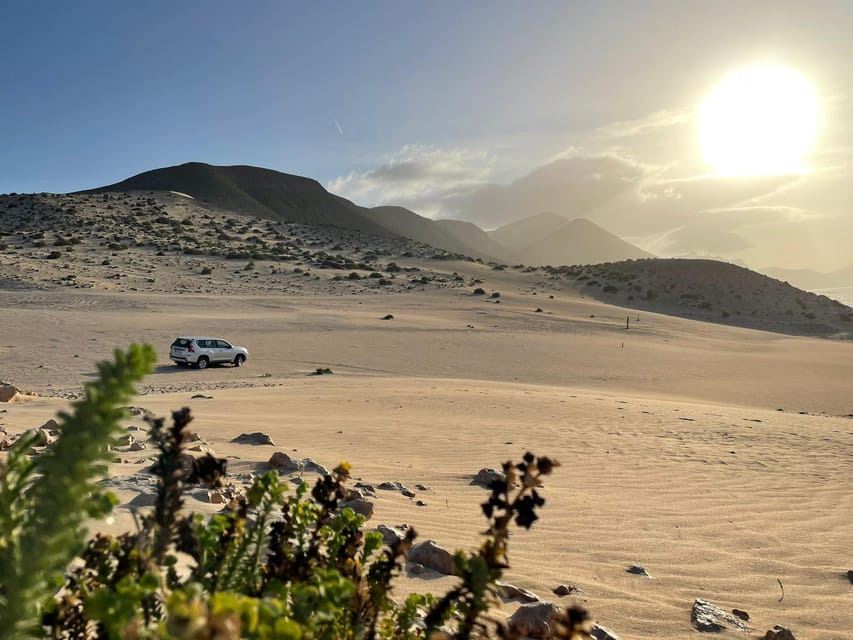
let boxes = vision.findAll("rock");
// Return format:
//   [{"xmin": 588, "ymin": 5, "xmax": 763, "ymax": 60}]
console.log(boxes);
[
  {"xmin": 377, "ymin": 524, "xmax": 409, "ymax": 545},
  {"xmin": 382, "ymin": 314, "xmax": 394, "ymax": 320},
  {"xmin": 125, "ymin": 406, "xmax": 155, "ymax": 419},
  {"xmin": 116, "ymin": 434, "xmax": 136, "ymax": 447},
  {"xmin": 378, "ymin": 481, "xmax": 404, "ymax": 491},
  {"xmin": 626, "ymin": 564, "xmax": 652, "ymax": 578},
  {"xmin": 407, "ymin": 540, "xmax": 458, "ymax": 576},
  {"xmin": 847, "ymin": 569, "xmax": 853, "ymax": 585},
  {"xmin": 231, "ymin": 432, "xmax": 276, "ymax": 446},
  {"xmin": 553, "ymin": 584, "xmax": 583, "ymax": 596},
  {"xmin": 191, "ymin": 394, "xmax": 213, "ymax": 399},
  {"xmin": 507, "ymin": 602, "xmax": 561, "ymax": 639},
  {"xmin": 269, "ymin": 451, "xmax": 302, "ymax": 472},
  {"xmin": 129, "ymin": 442, "xmax": 147, "ymax": 451},
  {"xmin": 415, "ymin": 483, "xmax": 430, "ymax": 491},
  {"xmin": 39, "ymin": 419, "xmax": 60, "ymax": 435},
  {"xmin": 354, "ymin": 482, "xmax": 376, "ymax": 496},
  {"xmin": 472, "ymin": 467, "xmax": 505, "ymax": 488},
  {"xmin": 495, "ymin": 581, "xmax": 540, "ymax": 603},
  {"xmin": 691, "ymin": 599, "xmax": 750, "ymax": 632},
  {"xmin": 401, "ymin": 487, "xmax": 416, "ymax": 498},
  {"xmin": 591, "ymin": 623, "xmax": 620, "ymax": 640},
  {"xmin": 415, "ymin": 500, "xmax": 427, "ymax": 507},
  {"xmin": 0, "ymin": 382, "xmax": 22, "ymax": 402},
  {"xmin": 732, "ymin": 609, "xmax": 750, "ymax": 621},
  {"xmin": 303, "ymin": 459, "xmax": 329, "ymax": 476},
  {"xmin": 128, "ymin": 492, "xmax": 158, "ymax": 507},
  {"xmin": 764, "ymin": 625, "xmax": 796, "ymax": 640},
  {"xmin": 339, "ymin": 498, "xmax": 374, "ymax": 519},
  {"xmin": 187, "ymin": 432, "xmax": 204, "ymax": 442},
  {"xmin": 408, "ymin": 562, "xmax": 426, "ymax": 575}
]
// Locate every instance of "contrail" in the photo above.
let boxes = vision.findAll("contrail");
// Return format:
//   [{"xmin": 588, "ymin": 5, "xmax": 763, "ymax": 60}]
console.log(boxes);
[{"xmin": 333, "ymin": 118, "xmax": 344, "ymax": 135}]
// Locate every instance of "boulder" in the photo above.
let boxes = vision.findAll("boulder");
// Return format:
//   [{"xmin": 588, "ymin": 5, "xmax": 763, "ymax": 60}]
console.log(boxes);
[
  {"xmin": 407, "ymin": 540, "xmax": 458, "ymax": 576},
  {"xmin": 764, "ymin": 626, "xmax": 796, "ymax": 640},
  {"xmin": 507, "ymin": 602, "xmax": 560, "ymax": 639},
  {"xmin": 339, "ymin": 498, "xmax": 374, "ymax": 519},
  {"xmin": 495, "ymin": 581, "xmax": 540, "ymax": 603},
  {"xmin": 626, "ymin": 564, "xmax": 652, "ymax": 578},
  {"xmin": 471, "ymin": 467, "xmax": 505, "ymax": 488},
  {"xmin": 377, "ymin": 524, "xmax": 409, "ymax": 545},
  {"xmin": 591, "ymin": 623, "xmax": 620, "ymax": 640},
  {"xmin": 691, "ymin": 599, "xmax": 750, "ymax": 632},
  {"xmin": 39, "ymin": 419, "xmax": 60, "ymax": 435},
  {"xmin": 269, "ymin": 451, "xmax": 302, "ymax": 472},
  {"xmin": 231, "ymin": 432, "xmax": 276, "ymax": 446},
  {"xmin": 553, "ymin": 584, "xmax": 583, "ymax": 596},
  {"xmin": 0, "ymin": 383, "xmax": 21, "ymax": 403}
]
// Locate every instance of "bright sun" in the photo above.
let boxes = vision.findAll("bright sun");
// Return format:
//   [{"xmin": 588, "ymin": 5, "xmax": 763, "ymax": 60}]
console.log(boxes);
[{"xmin": 697, "ymin": 66, "xmax": 819, "ymax": 176}]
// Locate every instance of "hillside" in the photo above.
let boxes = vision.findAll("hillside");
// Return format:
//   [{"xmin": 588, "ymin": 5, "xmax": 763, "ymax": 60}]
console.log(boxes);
[
  {"xmin": 491, "ymin": 215, "xmax": 652, "ymax": 266},
  {"xmin": 82, "ymin": 162, "xmax": 393, "ymax": 237},
  {"xmin": 545, "ymin": 258, "xmax": 852, "ymax": 336}
]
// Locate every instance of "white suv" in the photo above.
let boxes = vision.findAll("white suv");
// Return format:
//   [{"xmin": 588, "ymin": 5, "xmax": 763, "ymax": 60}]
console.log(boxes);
[{"xmin": 170, "ymin": 337, "xmax": 249, "ymax": 369}]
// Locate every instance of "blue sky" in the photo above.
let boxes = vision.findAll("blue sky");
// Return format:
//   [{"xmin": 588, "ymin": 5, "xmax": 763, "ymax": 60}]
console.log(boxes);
[{"xmin": 2, "ymin": 1, "xmax": 851, "ymax": 270}]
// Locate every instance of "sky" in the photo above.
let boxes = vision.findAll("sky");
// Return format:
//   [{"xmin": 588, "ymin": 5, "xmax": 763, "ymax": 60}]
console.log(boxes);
[{"xmin": 2, "ymin": 1, "xmax": 851, "ymax": 272}]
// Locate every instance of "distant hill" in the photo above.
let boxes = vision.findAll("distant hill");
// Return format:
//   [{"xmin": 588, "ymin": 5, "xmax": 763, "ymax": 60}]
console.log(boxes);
[
  {"xmin": 83, "ymin": 162, "xmax": 515, "ymax": 261},
  {"xmin": 488, "ymin": 211, "xmax": 570, "ymax": 250},
  {"xmin": 364, "ymin": 206, "xmax": 506, "ymax": 261},
  {"xmin": 548, "ymin": 258, "xmax": 852, "ymax": 336},
  {"xmin": 759, "ymin": 264, "xmax": 853, "ymax": 291},
  {"xmin": 81, "ymin": 162, "xmax": 393, "ymax": 237},
  {"xmin": 490, "ymin": 214, "xmax": 652, "ymax": 265}
]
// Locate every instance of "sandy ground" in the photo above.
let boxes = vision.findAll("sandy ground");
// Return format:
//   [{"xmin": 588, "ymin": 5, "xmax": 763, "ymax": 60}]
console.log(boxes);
[{"xmin": 2, "ymin": 282, "xmax": 852, "ymax": 639}]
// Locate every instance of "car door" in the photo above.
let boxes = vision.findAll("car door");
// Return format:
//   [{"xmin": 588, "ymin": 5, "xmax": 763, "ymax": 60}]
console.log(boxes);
[{"xmin": 216, "ymin": 340, "xmax": 235, "ymax": 362}]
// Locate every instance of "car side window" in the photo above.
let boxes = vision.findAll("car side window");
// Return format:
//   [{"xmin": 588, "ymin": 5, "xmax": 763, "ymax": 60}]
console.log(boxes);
[
  {"xmin": 217, "ymin": 340, "xmax": 231, "ymax": 348},
  {"xmin": 198, "ymin": 340, "xmax": 211, "ymax": 348}
]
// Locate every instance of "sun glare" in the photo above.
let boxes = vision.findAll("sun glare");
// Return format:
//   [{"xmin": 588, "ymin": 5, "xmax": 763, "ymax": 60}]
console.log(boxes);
[{"xmin": 698, "ymin": 66, "xmax": 818, "ymax": 177}]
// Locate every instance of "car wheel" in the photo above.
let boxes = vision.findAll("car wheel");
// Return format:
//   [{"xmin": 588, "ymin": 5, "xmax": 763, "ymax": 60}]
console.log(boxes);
[
  {"xmin": 196, "ymin": 357, "xmax": 209, "ymax": 370},
  {"xmin": 234, "ymin": 354, "xmax": 246, "ymax": 367}
]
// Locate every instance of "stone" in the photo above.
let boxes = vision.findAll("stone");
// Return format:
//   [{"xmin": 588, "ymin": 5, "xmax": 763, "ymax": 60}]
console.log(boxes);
[
  {"xmin": 377, "ymin": 524, "xmax": 409, "ymax": 545},
  {"xmin": 732, "ymin": 609, "xmax": 750, "ymax": 621},
  {"xmin": 129, "ymin": 441, "xmax": 147, "ymax": 451},
  {"xmin": 128, "ymin": 492, "xmax": 158, "ymax": 507},
  {"xmin": 626, "ymin": 564, "xmax": 652, "ymax": 578},
  {"xmin": 407, "ymin": 562, "xmax": 425, "ymax": 575},
  {"xmin": 764, "ymin": 625, "xmax": 796, "ymax": 640},
  {"xmin": 847, "ymin": 569, "xmax": 853, "ymax": 585},
  {"xmin": 339, "ymin": 498, "xmax": 374, "ymax": 519},
  {"xmin": 691, "ymin": 599, "xmax": 750, "ymax": 632},
  {"xmin": 407, "ymin": 540, "xmax": 458, "ymax": 576},
  {"xmin": 269, "ymin": 451, "xmax": 302, "ymax": 472},
  {"xmin": 39, "ymin": 419, "xmax": 60, "ymax": 435},
  {"xmin": 231, "ymin": 432, "xmax": 276, "ymax": 446},
  {"xmin": 507, "ymin": 602, "xmax": 561, "ymax": 639},
  {"xmin": 0, "ymin": 382, "xmax": 22, "ymax": 402},
  {"xmin": 553, "ymin": 584, "xmax": 583, "ymax": 596},
  {"xmin": 125, "ymin": 406, "xmax": 155, "ymax": 419},
  {"xmin": 495, "ymin": 581, "xmax": 540, "ymax": 603},
  {"xmin": 401, "ymin": 487, "xmax": 416, "ymax": 498},
  {"xmin": 116, "ymin": 434, "xmax": 136, "ymax": 447},
  {"xmin": 415, "ymin": 483, "xmax": 430, "ymax": 491},
  {"xmin": 354, "ymin": 481, "xmax": 376, "ymax": 496},
  {"xmin": 472, "ymin": 467, "xmax": 505, "ymax": 488},
  {"xmin": 591, "ymin": 623, "xmax": 620, "ymax": 640},
  {"xmin": 378, "ymin": 481, "xmax": 404, "ymax": 491}
]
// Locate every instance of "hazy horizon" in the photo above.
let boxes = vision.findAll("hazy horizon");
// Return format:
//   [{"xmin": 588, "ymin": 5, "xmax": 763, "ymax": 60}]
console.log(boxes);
[{"xmin": 2, "ymin": 1, "xmax": 851, "ymax": 272}]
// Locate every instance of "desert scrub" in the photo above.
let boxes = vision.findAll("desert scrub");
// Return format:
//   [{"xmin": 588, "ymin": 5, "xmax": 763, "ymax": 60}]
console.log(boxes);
[{"xmin": 1, "ymin": 345, "xmax": 591, "ymax": 640}]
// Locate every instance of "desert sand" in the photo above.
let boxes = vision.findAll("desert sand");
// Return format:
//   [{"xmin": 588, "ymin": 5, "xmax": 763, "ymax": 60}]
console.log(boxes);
[{"xmin": 2, "ymin": 276, "xmax": 852, "ymax": 639}]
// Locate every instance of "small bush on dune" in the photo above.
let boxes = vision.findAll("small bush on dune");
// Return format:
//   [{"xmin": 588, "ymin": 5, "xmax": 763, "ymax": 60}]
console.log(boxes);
[{"xmin": 0, "ymin": 346, "xmax": 592, "ymax": 640}]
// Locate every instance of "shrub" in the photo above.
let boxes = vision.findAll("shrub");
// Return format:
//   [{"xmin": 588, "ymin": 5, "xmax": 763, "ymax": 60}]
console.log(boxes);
[{"xmin": 0, "ymin": 347, "xmax": 591, "ymax": 640}]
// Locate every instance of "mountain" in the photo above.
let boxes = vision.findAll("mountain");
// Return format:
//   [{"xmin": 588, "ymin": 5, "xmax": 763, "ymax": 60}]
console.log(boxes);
[
  {"xmin": 81, "ymin": 162, "xmax": 392, "ymax": 237},
  {"xmin": 490, "ymin": 214, "xmax": 652, "ymax": 266},
  {"xmin": 433, "ymin": 219, "xmax": 510, "ymax": 261},
  {"xmin": 759, "ymin": 264, "xmax": 853, "ymax": 291},
  {"xmin": 488, "ymin": 211, "xmax": 571, "ymax": 251},
  {"xmin": 363, "ymin": 206, "xmax": 504, "ymax": 260}
]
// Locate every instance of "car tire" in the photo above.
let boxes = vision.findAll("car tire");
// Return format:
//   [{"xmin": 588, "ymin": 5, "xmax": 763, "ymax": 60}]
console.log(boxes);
[
  {"xmin": 234, "ymin": 354, "xmax": 246, "ymax": 367},
  {"xmin": 196, "ymin": 357, "xmax": 209, "ymax": 370}
]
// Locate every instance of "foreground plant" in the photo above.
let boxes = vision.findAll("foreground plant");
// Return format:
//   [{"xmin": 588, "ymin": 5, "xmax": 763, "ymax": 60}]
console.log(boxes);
[
  {"xmin": 0, "ymin": 344, "xmax": 156, "ymax": 640},
  {"xmin": 1, "ymin": 344, "xmax": 592, "ymax": 640}
]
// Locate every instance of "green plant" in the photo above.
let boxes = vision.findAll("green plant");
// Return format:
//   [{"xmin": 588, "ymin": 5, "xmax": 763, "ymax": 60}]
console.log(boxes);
[{"xmin": 0, "ymin": 344, "xmax": 156, "ymax": 640}]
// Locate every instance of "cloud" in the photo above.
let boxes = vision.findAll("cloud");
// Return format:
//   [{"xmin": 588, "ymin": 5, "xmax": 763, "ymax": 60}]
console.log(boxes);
[{"xmin": 327, "ymin": 145, "xmax": 492, "ymax": 217}]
